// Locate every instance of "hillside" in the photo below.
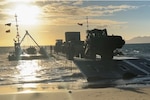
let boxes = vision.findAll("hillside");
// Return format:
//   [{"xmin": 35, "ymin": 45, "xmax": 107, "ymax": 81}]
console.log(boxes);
[{"xmin": 126, "ymin": 36, "xmax": 150, "ymax": 44}]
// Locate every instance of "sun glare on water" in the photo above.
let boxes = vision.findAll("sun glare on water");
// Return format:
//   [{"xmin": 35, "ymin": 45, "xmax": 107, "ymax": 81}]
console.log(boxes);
[
  {"xmin": 16, "ymin": 60, "xmax": 41, "ymax": 82},
  {"xmin": 13, "ymin": 4, "xmax": 41, "ymax": 25}
]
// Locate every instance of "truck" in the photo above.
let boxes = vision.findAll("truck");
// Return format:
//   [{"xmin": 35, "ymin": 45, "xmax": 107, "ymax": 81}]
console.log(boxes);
[{"xmin": 54, "ymin": 28, "xmax": 125, "ymax": 60}]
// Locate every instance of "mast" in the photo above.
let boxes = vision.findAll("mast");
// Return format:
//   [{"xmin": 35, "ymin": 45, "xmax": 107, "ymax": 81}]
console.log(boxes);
[
  {"xmin": 86, "ymin": 16, "xmax": 89, "ymax": 31},
  {"xmin": 15, "ymin": 14, "xmax": 20, "ymax": 43}
]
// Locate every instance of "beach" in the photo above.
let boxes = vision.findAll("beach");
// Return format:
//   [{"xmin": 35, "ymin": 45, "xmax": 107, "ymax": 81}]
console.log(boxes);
[
  {"xmin": 1, "ymin": 45, "xmax": 150, "ymax": 100},
  {"xmin": 0, "ymin": 84, "xmax": 150, "ymax": 100}
]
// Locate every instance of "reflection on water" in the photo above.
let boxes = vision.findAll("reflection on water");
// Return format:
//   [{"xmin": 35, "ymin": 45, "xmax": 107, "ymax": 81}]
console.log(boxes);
[
  {"xmin": 0, "ymin": 55, "xmax": 85, "ymax": 85},
  {"xmin": 16, "ymin": 60, "xmax": 42, "ymax": 82}
]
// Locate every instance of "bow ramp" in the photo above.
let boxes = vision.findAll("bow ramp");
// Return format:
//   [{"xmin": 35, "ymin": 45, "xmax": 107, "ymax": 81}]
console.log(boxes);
[{"xmin": 74, "ymin": 57, "xmax": 150, "ymax": 82}]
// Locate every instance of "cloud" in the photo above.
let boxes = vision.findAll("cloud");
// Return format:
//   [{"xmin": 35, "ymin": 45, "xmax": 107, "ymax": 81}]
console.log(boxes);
[
  {"xmin": 40, "ymin": 1, "xmax": 137, "ymax": 17},
  {"xmin": 37, "ymin": 1, "xmax": 136, "ymax": 26},
  {"xmin": 41, "ymin": 1, "xmax": 87, "ymax": 17},
  {"xmin": 72, "ymin": 0, "xmax": 83, "ymax": 5},
  {"xmin": 0, "ymin": 1, "xmax": 138, "ymax": 26},
  {"xmin": 85, "ymin": 4, "xmax": 137, "ymax": 16}
]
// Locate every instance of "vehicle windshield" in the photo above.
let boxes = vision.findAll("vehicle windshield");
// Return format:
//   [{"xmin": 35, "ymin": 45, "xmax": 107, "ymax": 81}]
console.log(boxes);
[{"xmin": 0, "ymin": 0, "xmax": 150, "ymax": 100}]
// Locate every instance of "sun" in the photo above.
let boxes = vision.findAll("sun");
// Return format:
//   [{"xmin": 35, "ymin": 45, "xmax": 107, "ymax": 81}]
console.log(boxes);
[{"xmin": 14, "ymin": 4, "xmax": 41, "ymax": 25}]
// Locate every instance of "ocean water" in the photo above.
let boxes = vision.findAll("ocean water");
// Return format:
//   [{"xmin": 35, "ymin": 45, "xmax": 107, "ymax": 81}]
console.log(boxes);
[
  {"xmin": 0, "ymin": 46, "xmax": 85, "ymax": 86},
  {"xmin": 0, "ymin": 43, "xmax": 150, "ymax": 86},
  {"xmin": 122, "ymin": 43, "xmax": 150, "ymax": 59}
]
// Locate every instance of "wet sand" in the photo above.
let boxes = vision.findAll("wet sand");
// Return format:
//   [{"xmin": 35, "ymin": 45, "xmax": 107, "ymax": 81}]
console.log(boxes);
[{"xmin": 0, "ymin": 84, "xmax": 150, "ymax": 100}]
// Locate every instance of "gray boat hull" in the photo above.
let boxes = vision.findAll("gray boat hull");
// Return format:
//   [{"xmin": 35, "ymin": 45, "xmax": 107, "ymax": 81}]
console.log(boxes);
[{"xmin": 73, "ymin": 57, "xmax": 150, "ymax": 82}]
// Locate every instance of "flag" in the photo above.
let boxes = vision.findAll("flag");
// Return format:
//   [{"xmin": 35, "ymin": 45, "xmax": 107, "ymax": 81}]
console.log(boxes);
[
  {"xmin": 5, "ymin": 23, "xmax": 11, "ymax": 26},
  {"xmin": 6, "ymin": 29, "xmax": 10, "ymax": 33},
  {"xmin": 77, "ymin": 23, "xmax": 83, "ymax": 26}
]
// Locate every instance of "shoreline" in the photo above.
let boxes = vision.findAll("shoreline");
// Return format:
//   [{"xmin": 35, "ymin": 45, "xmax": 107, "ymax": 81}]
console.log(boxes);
[{"xmin": 0, "ymin": 83, "xmax": 150, "ymax": 100}]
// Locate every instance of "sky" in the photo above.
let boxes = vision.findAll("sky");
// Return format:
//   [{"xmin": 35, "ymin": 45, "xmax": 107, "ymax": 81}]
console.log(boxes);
[{"xmin": 0, "ymin": 0, "xmax": 150, "ymax": 46}]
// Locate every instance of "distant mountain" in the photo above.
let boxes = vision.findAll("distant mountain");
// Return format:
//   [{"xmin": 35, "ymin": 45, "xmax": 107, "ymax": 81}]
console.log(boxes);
[{"xmin": 126, "ymin": 36, "xmax": 150, "ymax": 44}]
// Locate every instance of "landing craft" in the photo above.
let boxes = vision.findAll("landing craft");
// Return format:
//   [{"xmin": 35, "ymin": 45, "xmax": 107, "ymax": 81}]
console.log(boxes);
[
  {"xmin": 8, "ymin": 15, "xmax": 49, "ymax": 61},
  {"xmin": 8, "ymin": 31, "xmax": 49, "ymax": 61},
  {"xmin": 54, "ymin": 28, "xmax": 150, "ymax": 86}
]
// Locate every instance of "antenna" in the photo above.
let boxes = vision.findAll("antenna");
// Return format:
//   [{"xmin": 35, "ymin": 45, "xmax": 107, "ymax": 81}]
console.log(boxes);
[
  {"xmin": 86, "ymin": 16, "xmax": 89, "ymax": 30},
  {"xmin": 15, "ymin": 14, "xmax": 20, "ymax": 43}
]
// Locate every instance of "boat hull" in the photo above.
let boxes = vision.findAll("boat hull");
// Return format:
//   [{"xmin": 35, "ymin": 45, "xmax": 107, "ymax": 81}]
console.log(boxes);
[{"xmin": 73, "ymin": 57, "xmax": 150, "ymax": 82}]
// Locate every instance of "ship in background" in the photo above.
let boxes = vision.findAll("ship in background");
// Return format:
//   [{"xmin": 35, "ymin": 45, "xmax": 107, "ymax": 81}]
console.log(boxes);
[{"xmin": 8, "ymin": 15, "xmax": 49, "ymax": 61}]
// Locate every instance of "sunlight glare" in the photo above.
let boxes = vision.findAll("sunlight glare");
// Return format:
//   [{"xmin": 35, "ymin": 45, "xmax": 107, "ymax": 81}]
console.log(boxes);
[
  {"xmin": 16, "ymin": 60, "xmax": 41, "ymax": 82},
  {"xmin": 8, "ymin": 0, "xmax": 34, "ymax": 3},
  {"xmin": 14, "ymin": 4, "xmax": 41, "ymax": 25}
]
